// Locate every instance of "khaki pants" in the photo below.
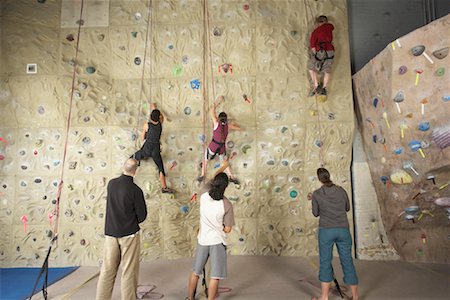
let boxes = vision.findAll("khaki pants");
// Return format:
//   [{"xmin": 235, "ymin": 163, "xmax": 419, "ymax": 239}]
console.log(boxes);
[{"xmin": 96, "ymin": 233, "xmax": 140, "ymax": 300}]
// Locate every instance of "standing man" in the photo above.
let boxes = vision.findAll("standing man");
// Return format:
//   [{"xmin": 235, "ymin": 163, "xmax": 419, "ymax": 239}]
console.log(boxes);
[
  {"xmin": 133, "ymin": 103, "xmax": 175, "ymax": 194},
  {"xmin": 96, "ymin": 158, "xmax": 147, "ymax": 300},
  {"xmin": 307, "ymin": 15, "xmax": 335, "ymax": 96},
  {"xmin": 307, "ymin": 168, "xmax": 359, "ymax": 300}
]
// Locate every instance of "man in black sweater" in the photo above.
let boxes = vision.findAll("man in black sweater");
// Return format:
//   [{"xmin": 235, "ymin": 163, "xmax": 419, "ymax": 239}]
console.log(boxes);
[{"xmin": 96, "ymin": 158, "xmax": 147, "ymax": 300}]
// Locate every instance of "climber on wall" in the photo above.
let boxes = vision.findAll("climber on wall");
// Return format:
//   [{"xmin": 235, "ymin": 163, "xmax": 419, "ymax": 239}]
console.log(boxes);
[
  {"xmin": 197, "ymin": 96, "xmax": 241, "ymax": 185},
  {"xmin": 308, "ymin": 15, "xmax": 335, "ymax": 96},
  {"xmin": 132, "ymin": 103, "xmax": 175, "ymax": 194}
]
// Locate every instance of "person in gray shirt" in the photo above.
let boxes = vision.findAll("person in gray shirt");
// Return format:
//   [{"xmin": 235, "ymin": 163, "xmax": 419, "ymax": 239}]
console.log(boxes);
[{"xmin": 308, "ymin": 168, "xmax": 359, "ymax": 300}]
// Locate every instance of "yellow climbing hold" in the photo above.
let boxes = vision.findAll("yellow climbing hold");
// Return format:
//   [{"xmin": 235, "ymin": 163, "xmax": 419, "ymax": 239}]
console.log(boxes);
[{"xmin": 390, "ymin": 170, "xmax": 413, "ymax": 184}]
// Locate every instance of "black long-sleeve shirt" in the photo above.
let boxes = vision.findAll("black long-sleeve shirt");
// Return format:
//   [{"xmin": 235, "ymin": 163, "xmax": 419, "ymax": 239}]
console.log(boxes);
[
  {"xmin": 104, "ymin": 174, "xmax": 147, "ymax": 237},
  {"xmin": 311, "ymin": 184, "xmax": 350, "ymax": 228}
]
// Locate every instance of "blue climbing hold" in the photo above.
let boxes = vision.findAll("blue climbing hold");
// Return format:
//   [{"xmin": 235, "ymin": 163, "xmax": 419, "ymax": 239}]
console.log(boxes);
[
  {"xmin": 373, "ymin": 97, "xmax": 378, "ymax": 108},
  {"xmin": 180, "ymin": 205, "xmax": 189, "ymax": 214},
  {"xmin": 442, "ymin": 95, "xmax": 450, "ymax": 102},
  {"xmin": 393, "ymin": 147, "xmax": 403, "ymax": 154},
  {"xmin": 418, "ymin": 122, "xmax": 430, "ymax": 131},
  {"xmin": 380, "ymin": 176, "xmax": 389, "ymax": 184},
  {"xmin": 190, "ymin": 79, "xmax": 201, "ymax": 90}
]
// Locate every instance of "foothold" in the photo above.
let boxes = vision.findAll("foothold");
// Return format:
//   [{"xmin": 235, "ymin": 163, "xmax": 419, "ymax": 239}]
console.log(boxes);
[
  {"xmin": 314, "ymin": 139, "xmax": 323, "ymax": 148},
  {"xmin": 411, "ymin": 45, "xmax": 425, "ymax": 56},
  {"xmin": 393, "ymin": 147, "xmax": 403, "ymax": 154},
  {"xmin": 82, "ymin": 136, "xmax": 91, "ymax": 144},
  {"xmin": 380, "ymin": 176, "xmax": 389, "ymax": 185},
  {"xmin": 183, "ymin": 107, "xmax": 192, "ymax": 115},
  {"xmin": 182, "ymin": 55, "xmax": 189, "ymax": 64},
  {"xmin": 327, "ymin": 112, "xmax": 335, "ymax": 120},
  {"xmin": 66, "ymin": 34, "xmax": 75, "ymax": 42},
  {"xmin": 134, "ymin": 57, "xmax": 142, "ymax": 65},
  {"xmin": 80, "ymin": 82, "xmax": 87, "ymax": 90},
  {"xmin": 274, "ymin": 186, "xmax": 281, "ymax": 193},
  {"xmin": 168, "ymin": 44, "xmax": 174, "ymax": 50},
  {"xmin": 442, "ymin": 95, "xmax": 450, "ymax": 102},
  {"xmin": 83, "ymin": 116, "xmax": 90, "ymax": 122},
  {"xmin": 173, "ymin": 65, "xmax": 183, "ymax": 76},
  {"xmin": 80, "ymin": 239, "xmax": 86, "ymax": 246},
  {"xmin": 289, "ymin": 189, "xmax": 298, "ymax": 199},
  {"xmin": 281, "ymin": 126, "xmax": 288, "ymax": 133},
  {"xmin": 241, "ymin": 145, "xmax": 251, "ymax": 154},
  {"xmin": 273, "ymin": 112, "xmax": 281, "ymax": 120},
  {"xmin": 398, "ymin": 65, "xmax": 407, "ymax": 75},
  {"xmin": 243, "ymin": 4, "xmax": 250, "ymax": 10},
  {"xmin": 219, "ymin": 63, "xmax": 232, "ymax": 73},
  {"xmin": 390, "ymin": 170, "xmax": 413, "ymax": 184},
  {"xmin": 26, "ymin": 63, "xmax": 37, "ymax": 74},
  {"xmin": 134, "ymin": 12, "xmax": 142, "ymax": 21},
  {"xmin": 226, "ymin": 141, "xmax": 234, "ymax": 148},
  {"xmin": 85, "ymin": 66, "xmax": 96, "ymax": 74},
  {"xmin": 180, "ymin": 205, "xmax": 189, "ymax": 214},
  {"xmin": 432, "ymin": 47, "xmax": 449, "ymax": 59},
  {"xmin": 435, "ymin": 67, "xmax": 445, "ymax": 77},
  {"xmin": 238, "ymin": 237, "xmax": 244, "ymax": 242},
  {"xmin": 281, "ymin": 160, "xmax": 288, "ymax": 166},
  {"xmin": 213, "ymin": 27, "xmax": 222, "ymax": 37},
  {"xmin": 418, "ymin": 122, "xmax": 430, "ymax": 131},
  {"xmin": 97, "ymin": 34, "xmax": 105, "ymax": 41},
  {"xmin": 373, "ymin": 97, "xmax": 378, "ymax": 108},
  {"xmin": 266, "ymin": 160, "xmax": 275, "ymax": 166},
  {"xmin": 131, "ymin": 31, "xmax": 138, "ymax": 38},
  {"xmin": 34, "ymin": 178, "xmax": 42, "ymax": 184},
  {"xmin": 267, "ymin": 224, "xmax": 274, "ymax": 231},
  {"xmin": 290, "ymin": 30, "xmax": 298, "ymax": 37},
  {"xmin": 243, "ymin": 94, "xmax": 251, "ymax": 103},
  {"xmin": 190, "ymin": 79, "xmax": 200, "ymax": 90},
  {"xmin": 37, "ymin": 106, "xmax": 45, "ymax": 114},
  {"xmin": 69, "ymin": 161, "xmax": 77, "ymax": 170}
]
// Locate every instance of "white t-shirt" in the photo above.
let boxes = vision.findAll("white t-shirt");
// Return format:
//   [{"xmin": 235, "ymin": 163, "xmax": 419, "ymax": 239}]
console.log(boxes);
[{"xmin": 197, "ymin": 191, "xmax": 235, "ymax": 246}]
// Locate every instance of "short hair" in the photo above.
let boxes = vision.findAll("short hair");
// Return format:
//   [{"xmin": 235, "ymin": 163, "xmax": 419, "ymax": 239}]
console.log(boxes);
[
  {"xmin": 209, "ymin": 172, "xmax": 229, "ymax": 200},
  {"xmin": 316, "ymin": 15, "xmax": 328, "ymax": 24},
  {"xmin": 123, "ymin": 158, "xmax": 138, "ymax": 174},
  {"xmin": 218, "ymin": 112, "xmax": 227, "ymax": 125},
  {"xmin": 150, "ymin": 109, "xmax": 161, "ymax": 122},
  {"xmin": 317, "ymin": 167, "xmax": 332, "ymax": 184}
]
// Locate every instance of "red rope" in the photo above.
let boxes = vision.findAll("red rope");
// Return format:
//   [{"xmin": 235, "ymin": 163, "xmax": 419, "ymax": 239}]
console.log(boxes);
[
  {"xmin": 53, "ymin": 0, "xmax": 85, "ymax": 236},
  {"xmin": 135, "ymin": 0, "xmax": 154, "ymax": 150}
]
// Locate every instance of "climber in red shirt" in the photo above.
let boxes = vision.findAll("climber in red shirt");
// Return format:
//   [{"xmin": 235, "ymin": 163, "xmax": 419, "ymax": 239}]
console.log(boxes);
[{"xmin": 308, "ymin": 15, "xmax": 335, "ymax": 96}]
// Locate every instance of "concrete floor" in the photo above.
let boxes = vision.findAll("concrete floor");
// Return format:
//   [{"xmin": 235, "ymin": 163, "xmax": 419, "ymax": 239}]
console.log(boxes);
[{"xmin": 33, "ymin": 256, "xmax": 450, "ymax": 300}]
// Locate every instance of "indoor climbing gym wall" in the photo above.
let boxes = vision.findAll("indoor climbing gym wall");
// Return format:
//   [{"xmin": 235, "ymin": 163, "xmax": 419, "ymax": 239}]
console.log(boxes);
[
  {"xmin": 0, "ymin": 0, "xmax": 354, "ymax": 267},
  {"xmin": 353, "ymin": 14, "xmax": 450, "ymax": 263}
]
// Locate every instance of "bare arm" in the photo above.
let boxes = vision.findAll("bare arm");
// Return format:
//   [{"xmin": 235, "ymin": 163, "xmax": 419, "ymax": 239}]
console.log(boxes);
[
  {"xmin": 210, "ymin": 96, "xmax": 224, "ymax": 124},
  {"xmin": 228, "ymin": 123, "xmax": 241, "ymax": 131},
  {"xmin": 140, "ymin": 123, "xmax": 148, "ymax": 141}
]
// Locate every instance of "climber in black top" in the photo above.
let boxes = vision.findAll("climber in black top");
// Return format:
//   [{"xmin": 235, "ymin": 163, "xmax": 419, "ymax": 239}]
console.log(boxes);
[{"xmin": 133, "ymin": 103, "xmax": 175, "ymax": 194}]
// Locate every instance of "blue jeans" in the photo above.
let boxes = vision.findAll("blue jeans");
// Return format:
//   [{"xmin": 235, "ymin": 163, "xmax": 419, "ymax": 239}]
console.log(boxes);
[{"xmin": 318, "ymin": 227, "xmax": 358, "ymax": 285}]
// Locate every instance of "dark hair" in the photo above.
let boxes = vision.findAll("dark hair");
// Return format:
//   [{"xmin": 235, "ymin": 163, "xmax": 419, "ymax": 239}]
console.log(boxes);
[
  {"xmin": 209, "ymin": 172, "xmax": 229, "ymax": 200},
  {"xmin": 150, "ymin": 109, "xmax": 161, "ymax": 122},
  {"xmin": 218, "ymin": 112, "xmax": 227, "ymax": 125},
  {"xmin": 316, "ymin": 15, "xmax": 328, "ymax": 24},
  {"xmin": 317, "ymin": 168, "xmax": 333, "ymax": 186}
]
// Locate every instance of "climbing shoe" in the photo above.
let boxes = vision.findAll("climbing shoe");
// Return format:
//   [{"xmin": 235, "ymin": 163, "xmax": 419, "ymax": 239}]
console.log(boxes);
[
  {"xmin": 229, "ymin": 178, "xmax": 240, "ymax": 185},
  {"xmin": 161, "ymin": 187, "xmax": 175, "ymax": 194}
]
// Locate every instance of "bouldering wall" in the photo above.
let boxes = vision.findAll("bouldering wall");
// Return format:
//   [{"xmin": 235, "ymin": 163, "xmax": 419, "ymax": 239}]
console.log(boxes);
[
  {"xmin": 353, "ymin": 14, "xmax": 450, "ymax": 263},
  {"xmin": 0, "ymin": 0, "xmax": 354, "ymax": 267}
]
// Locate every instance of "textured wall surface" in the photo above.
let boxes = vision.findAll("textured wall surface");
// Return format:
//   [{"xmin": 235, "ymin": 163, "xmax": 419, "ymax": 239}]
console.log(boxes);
[
  {"xmin": 353, "ymin": 14, "xmax": 450, "ymax": 263},
  {"xmin": 0, "ymin": 0, "xmax": 354, "ymax": 267}
]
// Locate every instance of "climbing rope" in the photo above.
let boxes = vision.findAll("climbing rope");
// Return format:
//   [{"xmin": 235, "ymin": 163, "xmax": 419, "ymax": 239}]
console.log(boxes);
[
  {"xmin": 304, "ymin": 0, "xmax": 325, "ymax": 167},
  {"xmin": 52, "ymin": 0, "xmax": 85, "ymax": 238},
  {"xmin": 134, "ymin": 0, "xmax": 154, "ymax": 150}
]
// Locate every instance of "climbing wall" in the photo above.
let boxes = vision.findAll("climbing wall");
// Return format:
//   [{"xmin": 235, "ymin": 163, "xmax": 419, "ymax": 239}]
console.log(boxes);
[
  {"xmin": 0, "ymin": 0, "xmax": 354, "ymax": 267},
  {"xmin": 353, "ymin": 14, "xmax": 450, "ymax": 263}
]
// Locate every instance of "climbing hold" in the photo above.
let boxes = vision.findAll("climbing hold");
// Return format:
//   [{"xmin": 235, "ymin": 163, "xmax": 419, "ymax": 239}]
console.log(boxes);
[
  {"xmin": 281, "ymin": 160, "xmax": 289, "ymax": 166},
  {"xmin": 226, "ymin": 141, "xmax": 234, "ymax": 148},
  {"xmin": 0, "ymin": 155, "xmax": 4, "ymax": 161},
  {"xmin": 434, "ymin": 197, "xmax": 450, "ymax": 207},
  {"xmin": 390, "ymin": 170, "xmax": 413, "ymax": 184},
  {"xmin": 435, "ymin": 67, "xmax": 445, "ymax": 77},
  {"xmin": 291, "ymin": 177, "xmax": 300, "ymax": 183},
  {"xmin": 442, "ymin": 95, "xmax": 450, "ymax": 102},
  {"xmin": 309, "ymin": 110, "xmax": 317, "ymax": 116},
  {"xmin": 290, "ymin": 30, "xmax": 298, "ymax": 37},
  {"xmin": 398, "ymin": 65, "xmax": 407, "ymax": 75},
  {"xmin": 266, "ymin": 160, "xmax": 275, "ymax": 166},
  {"xmin": 241, "ymin": 145, "xmax": 251, "ymax": 154},
  {"xmin": 408, "ymin": 140, "xmax": 425, "ymax": 157},
  {"xmin": 314, "ymin": 139, "xmax": 323, "ymax": 148},
  {"xmin": 274, "ymin": 186, "xmax": 281, "ymax": 193},
  {"xmin": 328, "ymin": 112, "xmax": 335, "ymax": 120},
  {"xmin": 268, "ymin": 224, "xmax": 274, "ymax": 231},
  {"xmin": 372, "ymin": 97, "xmax": 378, "ymax": 108},
  {"xmin": 219, "ymin": 63, "xmax": 232, "ymax": 73},
  {"xmin": 380, "ymin": 175, "xmax": 389, "ymax": 185},
  {"xmin": 182, "ymin": 55, "xmax": 189, "ymax": 64},
  {"xmin": 134, "ymin": 12, "xmax": 142, "ymax": 21},
  {"xmin": 134, "ymin": 57, "xmax": 141, "ymax": 65},
  {"xmin": 85, "ymin": 66, "xmax": 96, "ymax": 74},
  {"xmin": 393, "ymin": 91, "xmax": 404, "ymax": 113},
  {"xmin": 418, "ymin": 122, "xmax": 430, "ymax": 131},
  {"xmin": 82, "ymin": 137, "xmax": 91, "ymax": 144},
  {"xmin": 393, "ymin": 147, "xmax": 403, "ymax": 154},
  {"xmin": 37, "ymin": 106, "xmax": 45, "ymax": 114},
  {"xmin": 97, "ymin": 34, "xmax": 105, "ymax": 41},
  {"xmin": 432, "ymin": 47, "xmax": 449, "ymax": 59},
  {"xmin": 66, "ymin": 34, "xmax": 75, "ymax": 42},
  {"xmin": 289, "ymin": 190, "xmax": 298, "ymax": 199},
  {"xmin": 431, "ymin": 125, "xmax": 450, "ymax": 149},
  {"xmin": 372, "ymin": 134, "xmax": 377, "ymax": 143},
  {"xmin": 180, "ymin": 205, "xmax": 189, "ymax": 214},
  {"xmin": 281, "ymin": 126, "xmax": 288, "ymax": 133},
  {"xmin": 190, "ymin": 79, "xmax": 200, "ymax": 90},
  {"xmin": 131, "ymin": 31, "xmax": 138, "ymax": 38},
  {"xmin": 80, "ymin": 82, "xmax": 87, "ymax": 90},
  {"xmin": 243, "ymin": 4, "xmax": 250, "ymax": 10},
  {"xmin": 34, "ymin": 178, "xmax": 42, "ymax": 184},
  {"xmin": 173, "ymin": 65, "xmax": 183, "ymax": 76},
  {"xmin": 83, "ymin": 116, "xmax": 90, "ymax": 122},
  {"xmin": 183, "ymin": 107, "xmax": 192, "ymax": 115},
  {"xmin": 213, "ymin": 27, "xmax": 222, "ymax": 37},
  {"xmin": 80, "ymin": 239, "xmax": 86, "ymax": 246},
  {"xmin": 273, "ymin": 112, "xmax": 281, "ymax": 120}
]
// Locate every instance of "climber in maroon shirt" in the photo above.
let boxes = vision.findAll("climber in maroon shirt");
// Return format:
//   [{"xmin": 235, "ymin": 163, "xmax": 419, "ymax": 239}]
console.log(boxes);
[{"xmin": 308, "ymin": 15, "xmax": 335, "ymax": 96}]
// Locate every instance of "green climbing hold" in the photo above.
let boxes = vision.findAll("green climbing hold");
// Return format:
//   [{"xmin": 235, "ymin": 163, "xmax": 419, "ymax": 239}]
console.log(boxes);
[
  {"xmin": 289, "ymin": 189, "xmax": 298, "ymax": 199},
  {"xmin": 242, "ymin": 145, "xmax": 251, "ymax": 154},
  {"xmin": 281, "ymin": 126, "xmax": 288, "ymax": 133},
  {"xmin": 86, "ymin": 66, "xmax": 96, "ymax": 74},
  {"xmin": 173, "ymin": 65, "xmax": 183, "ymax": 76},
  {"xmin": 274, "ymin": 186, "xmax": 281, "ymax": 193},
  {"xmin": 435, "ymin": 67, "xmax": 445, "ymax": 77}
]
